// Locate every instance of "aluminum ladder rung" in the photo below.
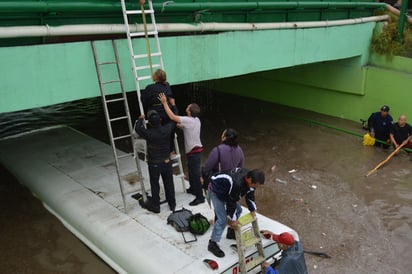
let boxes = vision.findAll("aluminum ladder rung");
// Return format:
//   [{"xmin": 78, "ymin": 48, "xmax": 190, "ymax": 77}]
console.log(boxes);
[
  {"xmin": 130, "ymin": 30, "xmax": 157, "ymax": 38},
  {"xmin": 133, "ymin": 52, "xmax": 162, "ymax": 59},
  {"xmin": 113, "ymin": 134, "xmax": 132, "ymax": 142},
  {"xmin": 102, "ymin": 79, "xmax": 121, "ymax": 85},
  {"xmin": 110, "ymin": 116, "xmax": 129, "ymax": 122},
  {"xmin": 137, "ymin": 75, "xmax": 151, "ymax": 81},
  {"xmin": 126, "ymin": 9, "xmax": 154, "ymax": 15},
  {"xmin": 135, "ymin": 63, "xmax": 161, "ymax": 71},
  {"xmin": 106, "ymin": 97, "xmax": 125, "ymax": 103},
  {"xmin": 116, "ymin": 152, "xmax": 134, "ymax": 159},
  {"xmin": 99, "ymin": 61, "xmax": 117, "ymax": 65}
]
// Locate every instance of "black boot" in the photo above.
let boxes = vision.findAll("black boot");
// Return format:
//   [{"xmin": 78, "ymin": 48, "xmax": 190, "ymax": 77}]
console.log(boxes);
[{"xmin": 208, "ymin": 240, "xmax": 225, "ymax": 257}]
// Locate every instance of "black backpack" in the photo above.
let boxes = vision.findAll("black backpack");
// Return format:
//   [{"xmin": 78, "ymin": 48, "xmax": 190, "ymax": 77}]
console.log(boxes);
[
  {"xmin": 167, "ymin": 208, "xmax": 192, "ymax": 232},
  {"xmin": 167, "ymin": 208, "xmax": 210, "ymax": 243}
]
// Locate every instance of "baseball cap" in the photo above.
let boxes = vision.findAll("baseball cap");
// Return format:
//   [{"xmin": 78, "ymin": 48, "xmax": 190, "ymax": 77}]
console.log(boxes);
[
  {"xmin": 272, "ymin": 232, "xmax": 295, "ymax": 246},
  {"xmin": 147, "ymin": 110, "xmax": 161, "ymax": 126},
  {"xmin": 381, "ymin": 105, "xmax": 390, "ymax": 112}
]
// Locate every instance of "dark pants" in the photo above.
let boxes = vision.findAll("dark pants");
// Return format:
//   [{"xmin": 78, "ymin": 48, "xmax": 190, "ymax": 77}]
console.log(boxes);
[
  {"xmin": 148, "ymin": 161, "xmax": 175, "ymax": 209},
  {"xmin": 187, "ymin": 151, "xmax": 204, "ymax": 200},
  {"xmin": 374, "ymin": 132, "xmax": 390, "ymax": 149}
]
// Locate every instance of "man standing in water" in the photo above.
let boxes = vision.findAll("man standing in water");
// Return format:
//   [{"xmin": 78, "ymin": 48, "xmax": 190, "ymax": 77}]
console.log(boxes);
[
  {"xmin": 158, "ymin": 93, "xmax": 205, "ymax": 206},
  {"xmin": 368, "ymin": 105, "xmax": 393, "ymax": 148},
  {"xmin": 389, "ymin": 115, "xmax": 412, "ymax": 160},
  {"xmin": 261, "ymin": 231, "xmax": 308, "ymax": 274}
]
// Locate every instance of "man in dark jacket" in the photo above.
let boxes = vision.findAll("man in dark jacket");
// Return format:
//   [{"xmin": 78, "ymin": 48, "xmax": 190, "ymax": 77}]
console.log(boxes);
[
  {"xmin": 135, "ymin": 110, "xmax": 176, "ymax": 213},
  {"xmin": 207, "ymin": 168, "xmax": 265, "ymax": 258},
  {"xmin": 368, "ymin": 105, "xmax": 393, "ymax": 148}
]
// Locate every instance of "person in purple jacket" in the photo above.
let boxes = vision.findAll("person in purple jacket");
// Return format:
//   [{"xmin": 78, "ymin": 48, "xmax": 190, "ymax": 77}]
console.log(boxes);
[
  {"xmin": 203, "ymin": 128, "xmax": 244, "ymax": 175},
  {"xmin": 202, "ymin": 128, "xmax": 244, "ymax": 239}
]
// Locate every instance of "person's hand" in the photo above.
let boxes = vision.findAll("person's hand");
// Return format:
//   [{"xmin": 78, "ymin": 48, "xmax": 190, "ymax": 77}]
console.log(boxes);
[
  {"xmin": 250, "ymin": 211, "xmax": 256, "ymax": 218},
  {"xmin": 158, "ymin": 93, "xmax": 167, "ymax": 104},
  {"xmin": 169, "ymin": 97, "xmax": 176, "ymax": 106},
  {"xmin": 176, "ymin": 123, "xmax": 183, "ymax": 129},
  {"xmin": 260, "ymin": 230, "xmax": 273, "ymax": 239},
  {"xmin": 228, "ymin": 219, "xmax": 239, "ymax": 230}
]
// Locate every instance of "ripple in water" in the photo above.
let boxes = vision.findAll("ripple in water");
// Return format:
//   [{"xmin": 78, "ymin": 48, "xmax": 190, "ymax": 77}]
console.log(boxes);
[{"xmin": 0, "ymin": 98, "xmax": 103, "ymax": 139}]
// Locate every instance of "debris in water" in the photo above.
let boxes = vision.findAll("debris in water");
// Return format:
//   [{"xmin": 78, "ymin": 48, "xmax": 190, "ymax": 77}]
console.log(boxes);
[
  {"xmin": 275, "ymin": 178, "xmax": 287, "ymax": 184},
  {"xmin": 311, "ymin": 185, "xmax": 317, "ymax": 189},
  {"xmin": 288, "ymin": 169, "xmax": 297, "ymax": 173},
  {"xmin": 271, "ymin": 165, "xmax": 276, "ymax": 173}
]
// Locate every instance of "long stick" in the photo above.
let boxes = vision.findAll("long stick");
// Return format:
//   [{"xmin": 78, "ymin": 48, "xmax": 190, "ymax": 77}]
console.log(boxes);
[{"xmin": 366, "ymin": 143, "xmax": 406, "ymax": 177}]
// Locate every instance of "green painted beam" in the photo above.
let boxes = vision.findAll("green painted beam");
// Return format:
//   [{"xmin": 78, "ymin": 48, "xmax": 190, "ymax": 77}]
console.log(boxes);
[{"xmin": 0, "ymin": 21, "xmax": 377, "ymax": 114}]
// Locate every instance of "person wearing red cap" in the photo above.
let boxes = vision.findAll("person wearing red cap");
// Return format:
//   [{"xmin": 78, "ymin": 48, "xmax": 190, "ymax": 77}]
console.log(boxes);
[{"xmin": 261, "ymin": 230, "xmax": 308, "ymax": 274}]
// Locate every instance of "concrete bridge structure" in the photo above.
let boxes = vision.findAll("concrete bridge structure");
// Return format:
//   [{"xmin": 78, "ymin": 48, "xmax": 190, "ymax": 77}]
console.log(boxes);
[{"xmin": 0, "ymin": 0, "xmax": 410, "ymax": 121}]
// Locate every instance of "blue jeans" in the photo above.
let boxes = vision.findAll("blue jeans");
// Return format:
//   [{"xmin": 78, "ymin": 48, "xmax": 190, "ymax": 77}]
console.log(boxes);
[
  {"xmin": 210, "ymin": 191, "xmax": 242, "ymax": 243},
  {"xmin": 187, "ymin": 151, "xmax": 204, "ymax": 200}
]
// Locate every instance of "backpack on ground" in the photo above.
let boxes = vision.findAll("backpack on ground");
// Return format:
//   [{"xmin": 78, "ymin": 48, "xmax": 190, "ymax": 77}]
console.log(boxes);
[{"xmin": 188, "ymin": 213, "xmax": 210, "ymax": 235}]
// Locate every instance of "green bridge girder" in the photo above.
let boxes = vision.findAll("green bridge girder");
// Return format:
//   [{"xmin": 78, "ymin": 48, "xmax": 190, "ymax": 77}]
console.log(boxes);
[{"xmin": 0, "ymin": 20, "xmax": 377, "ymax": 114}]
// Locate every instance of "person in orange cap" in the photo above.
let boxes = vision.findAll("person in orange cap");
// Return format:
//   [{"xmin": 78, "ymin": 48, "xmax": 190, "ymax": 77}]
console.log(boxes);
[{"xmin": 260, "ymin": 231, "xmax": 308, "ymax": 274}]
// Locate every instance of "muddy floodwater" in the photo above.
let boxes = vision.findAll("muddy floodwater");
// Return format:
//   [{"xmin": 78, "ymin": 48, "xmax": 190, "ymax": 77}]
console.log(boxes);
[{"xmin": 0, "ymin": 91, "xmax": 411, "ymax": 273}]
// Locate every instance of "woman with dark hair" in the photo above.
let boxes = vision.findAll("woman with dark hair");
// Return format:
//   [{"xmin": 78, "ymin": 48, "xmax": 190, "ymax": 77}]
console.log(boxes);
[
  {"xmin": 201, "ymin": 128, "xmax": 245, "ymax": 239},
  {"xmin": 202, "ymin": 128, "xmax": 244, "ymax": 176}
]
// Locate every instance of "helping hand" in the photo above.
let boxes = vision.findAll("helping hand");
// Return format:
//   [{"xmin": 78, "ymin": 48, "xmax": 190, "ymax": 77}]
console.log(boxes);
[{"xmin": 158, "ymin": 93, "xmax": 167, "ymax": 104}]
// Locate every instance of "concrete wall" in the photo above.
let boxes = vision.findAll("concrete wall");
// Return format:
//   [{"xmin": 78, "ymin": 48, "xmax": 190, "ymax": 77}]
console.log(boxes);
[
  {"xmin": 0, "ymin": 21, "xmax": 376, "ymax": 113},
  {"xmin": 213, "ymin": 54, "xmax": 412, "ymax": 122}
]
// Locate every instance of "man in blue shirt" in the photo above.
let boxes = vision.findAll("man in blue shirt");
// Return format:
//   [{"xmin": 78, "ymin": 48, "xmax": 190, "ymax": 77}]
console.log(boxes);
[{"xmin": 261, "ymin": 231, "xmax": 308, "ymax": 274}]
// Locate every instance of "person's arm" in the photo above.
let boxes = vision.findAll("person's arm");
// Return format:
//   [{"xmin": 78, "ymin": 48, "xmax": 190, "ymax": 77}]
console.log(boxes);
[
  {"xmin": 390, "ymin": 132, "xmax": 398, "ymax": 148},
  {"xmin": 203, "ymin": 147, "xmax": 219, "ymax": 174},
  {"xmin": 134, "ymin": 115, "xmax": 148, "ymax": 139},
  {"xmin": 158, "ymin": 93, "xmax": 181, "ymax": 123}
]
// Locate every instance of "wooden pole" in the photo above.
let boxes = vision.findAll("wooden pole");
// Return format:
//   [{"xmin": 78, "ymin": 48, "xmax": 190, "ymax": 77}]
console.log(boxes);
[{"xmin": 366, "ymin": 143, "xmax": 406, "ymax": 177}]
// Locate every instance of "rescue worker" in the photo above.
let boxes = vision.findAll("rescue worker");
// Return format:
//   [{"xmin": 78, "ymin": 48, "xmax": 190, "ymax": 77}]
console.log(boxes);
[{"xmin": 135, "ymin": 110, "xmax": 176, "ymax": 213}]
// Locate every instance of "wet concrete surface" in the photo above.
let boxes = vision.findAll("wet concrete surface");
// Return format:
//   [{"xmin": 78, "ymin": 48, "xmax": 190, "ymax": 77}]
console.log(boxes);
[{"xmin": 1, "ymin": 94, "xmax": 411, "ymax": 273}]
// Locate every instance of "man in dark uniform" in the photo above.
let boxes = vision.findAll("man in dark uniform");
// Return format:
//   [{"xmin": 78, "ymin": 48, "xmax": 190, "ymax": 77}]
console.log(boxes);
[
  {"xmin": 135, "ymin": 110, "xmax": 176, "ymax": 213},
  {"xmin": 368, "ymin": 105, "xmax": 393, "ymax": 148}
]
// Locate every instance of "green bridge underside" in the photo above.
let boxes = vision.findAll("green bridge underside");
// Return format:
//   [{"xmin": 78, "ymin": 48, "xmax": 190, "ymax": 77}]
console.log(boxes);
[{"xmin": 1, "ymin": 1, "xmax": 411, "ymax": 122}]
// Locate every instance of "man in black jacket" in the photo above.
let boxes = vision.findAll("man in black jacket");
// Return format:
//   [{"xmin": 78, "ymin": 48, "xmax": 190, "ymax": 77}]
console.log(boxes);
[
  {"xmin": 135, "ymin": 110, "xmax": 176, "ymax": 213},
  {"xmin": 207, "ymin": 168, "xmax": 265, "ymax": 257},
  {"xmin": 368, "ymin": 105, "xmax": 393, "ymax": 148}
]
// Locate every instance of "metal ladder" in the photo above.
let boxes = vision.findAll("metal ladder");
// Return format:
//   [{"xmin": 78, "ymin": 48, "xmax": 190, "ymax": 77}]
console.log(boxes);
[
  {"xmin": 91, "ymin": 40, "xmax": 146, "ymax": 212},
  {"xmin": 235, "ymin": 213, "xmax": 266, "ymax": 274},
  {"xmin": 119, "ymin": 0, "xmax": 186, "ymax": 189}
]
